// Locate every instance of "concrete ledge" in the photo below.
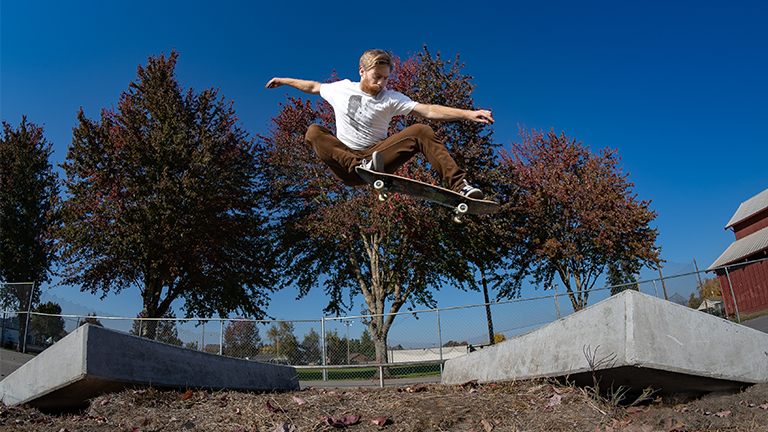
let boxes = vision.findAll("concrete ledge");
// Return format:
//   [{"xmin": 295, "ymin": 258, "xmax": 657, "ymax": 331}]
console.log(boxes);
[
  {"xmin": 442, "ymin": 290, "xmax": 768, "ymax": 394},
  {"xmin": 0, "ymin": 324, "xmax": 298, "ymax": 411}
]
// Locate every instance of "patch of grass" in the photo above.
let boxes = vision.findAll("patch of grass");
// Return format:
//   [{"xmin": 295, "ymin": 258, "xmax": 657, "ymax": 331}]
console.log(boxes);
[
  {"xmin": 297, "ymin": 363, "xmax": 441, "ymax": 381},
  {"xmin": 737, "ymin": 308, "xmax": 768, "ymax": 322}
]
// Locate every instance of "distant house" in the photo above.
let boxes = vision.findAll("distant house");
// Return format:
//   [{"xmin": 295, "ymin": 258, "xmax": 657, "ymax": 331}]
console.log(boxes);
[
  {"xmin": 709, "ymin": 187, "xmax": 768, "ymax": 315},
  {"xmin": 697, "ymin": 298, "xmax": 725, "ymax": 314},
  {"xmin": 349, "ymin": 353, "xmax": 372, "ymax": 365}
]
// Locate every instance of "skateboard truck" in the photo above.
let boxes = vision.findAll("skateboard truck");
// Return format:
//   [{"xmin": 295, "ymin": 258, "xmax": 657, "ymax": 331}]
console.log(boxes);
[
  {"xmin": 453, "ymin": 202, "xmax": 469, "ymax": 223},
  {"xmin": 373, "ymin": 179, "xmax": 389, "ymax": 201}
]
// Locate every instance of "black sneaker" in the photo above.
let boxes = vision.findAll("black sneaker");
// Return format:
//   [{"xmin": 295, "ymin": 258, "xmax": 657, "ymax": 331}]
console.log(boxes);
[
  {"xmin": 458, "ymin": 179, "xmax": 484, "ymax": 199},
  {"xmin": 360, "ymin": 151, "xmax": 384, "ymax": 172}
]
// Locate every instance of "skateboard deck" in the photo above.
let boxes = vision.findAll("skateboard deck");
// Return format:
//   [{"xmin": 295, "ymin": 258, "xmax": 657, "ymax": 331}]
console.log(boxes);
[{"xmin": 355, "ymin": 166, "xmax": 500, "ymax": 221}]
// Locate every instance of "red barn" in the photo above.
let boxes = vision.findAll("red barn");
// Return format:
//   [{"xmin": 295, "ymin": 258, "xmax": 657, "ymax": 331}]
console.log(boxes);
[{"xmin": 709, "ymin": 187, "xmax": 768, "ymax": 316}]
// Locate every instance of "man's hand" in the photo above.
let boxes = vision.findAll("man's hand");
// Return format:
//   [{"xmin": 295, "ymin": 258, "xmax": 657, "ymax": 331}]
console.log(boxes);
[
  {"xmin": 469, "ymin": 109, "xmax": 494, "ymax": 124},
  {"xmin": 265, "ymin": 77, "xmax": 285, "ymax": 89},
  {"xmin": 265, "ymin": 77, "xmax": 321, "ymax": 95}
]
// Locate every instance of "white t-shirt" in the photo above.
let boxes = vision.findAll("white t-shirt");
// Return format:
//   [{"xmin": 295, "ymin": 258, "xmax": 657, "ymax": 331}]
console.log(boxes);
[{"xmin": 319, "ymin": 79, "xmax": 418, "ymax": 150}]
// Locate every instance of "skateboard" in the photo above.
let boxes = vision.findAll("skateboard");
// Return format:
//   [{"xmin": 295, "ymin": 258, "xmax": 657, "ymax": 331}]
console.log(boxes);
[{"xmin": 355, "ymin": 166, "xmax": 500, "ymax": 223}]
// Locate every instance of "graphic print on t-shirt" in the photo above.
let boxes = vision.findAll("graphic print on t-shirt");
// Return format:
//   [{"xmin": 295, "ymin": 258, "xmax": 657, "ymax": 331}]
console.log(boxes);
[{"xmin": 346, "ymin": 95, "xmax": 363, "ymax": 133}]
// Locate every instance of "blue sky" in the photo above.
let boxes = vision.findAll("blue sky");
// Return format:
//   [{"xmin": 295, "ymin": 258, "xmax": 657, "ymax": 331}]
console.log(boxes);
[{"xmin": 2, "ymin": 0, "xmax": 767, "ymax": 323}]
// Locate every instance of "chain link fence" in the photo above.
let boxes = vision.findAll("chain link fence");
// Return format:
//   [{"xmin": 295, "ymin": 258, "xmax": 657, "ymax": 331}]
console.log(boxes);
[{"xmin": 1, "ymin": 260, "xmax": 757, "ymax": 382}]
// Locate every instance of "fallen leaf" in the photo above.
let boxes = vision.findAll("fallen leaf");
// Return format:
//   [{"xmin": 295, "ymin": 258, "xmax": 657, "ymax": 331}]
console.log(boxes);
[
  {"xmin": 182, "ymin": 390, "xmax": 194, "ymax": 401},
  {"xmin": 100, "ymin": 399, "xmax": 111, "ymax": 406},
  {"xmin": 548, "ymin": 394, "xmax": 562, "ymax": 407},
  {"xmin": 292, "ymin": 396, "xmax": 307, "ymax": 405},
  {"xmin": 266, "ymin": 401, "xmax": 282, "ymax": 412},
  {"xmin": 323, "ymin": 417, "xmax": 343, "ymax": 428},
  {"xmin": 482, "ymin": 418, "xmax": 494, "ymax": 431},
  {"xmin": 714, "ymin": 410, "xmax": 731, "ymax": 417},
  {"xmin": 274, "ymin": 424, "xmax": 297, "ymax": 432},
  {"xmin": 340, "ymin": 415, "xmax": 360, "ymax": 425},
  {"xmin": 759, "ymin": 403, "xmax": 768, "ymax": 409},
  {"xmin": 371, "ymin": 417, "xmax": 390, "ymax": 426}
]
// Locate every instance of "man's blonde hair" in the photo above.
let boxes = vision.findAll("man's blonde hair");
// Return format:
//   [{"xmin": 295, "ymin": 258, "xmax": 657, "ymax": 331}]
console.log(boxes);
[{"xmin": 359, "ymin": 49, "xmax": 393, "ymax": 72}]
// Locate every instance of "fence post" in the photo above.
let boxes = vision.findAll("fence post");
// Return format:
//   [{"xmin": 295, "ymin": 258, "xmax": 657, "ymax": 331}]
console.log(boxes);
[
  {"xmin": 652, "ymin": 280, "xmax": 660, "ymax": 297},
  {"xmin": 553, "ymin": 284, "xmax": 561, "ymax": 319},
  {"xmin": 436, "ymin": 309, "xmax": 443, "ymax": 373},
  {"xmin": 321, "ymin": 317, "xmax": 327, "ymax": 381},
  {"xmin": 219, "ymin": 320, "xmax": 224, "ymax": 355},
  {"xmin": 725, "ymin": 266, "xmax": 741, "ymax": 323}
]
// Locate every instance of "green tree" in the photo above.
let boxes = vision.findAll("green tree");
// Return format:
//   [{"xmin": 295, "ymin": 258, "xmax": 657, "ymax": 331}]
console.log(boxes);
[
  {"xmin": 130, "ymin": 308, "xmax": 183, "ymax": 346},
  {"xmin": 223, "ymin": 318, "xmax": 262, "ymax": 359},
  {"xmin": 30, "ymin": 301, "xmax": 66, "ymax": 345},
  {"xmin": 608, "ymin": 259, "xmax": 641, "ymax": 295},
  {"xmin": 54, "ymin": 50, "xmax": 277, "ymax": 338},
  {"xmin": 258, "ymin": 46, "xmax": 498, "ymax": 368},
  {"xmin": 358, "ymin": 328, "xmax": 376, "ymax": 359},
  {"xmin": 265, "ymin": 321, "xmax": 299, "ymax": 363},
  {"xmin": 324, "ymin": 329, "xmax": 347, "ymax": 365},
  {"xmin": 299, "ymin": 327, "xmax": 322, "ymax": 364},
  {"xmin": 0, "ymin": 117, "xmax": 60, "ymax": 351},
  {"xmin": 499, "ymin": 128, "xmax": 661, "ymax": 311}
]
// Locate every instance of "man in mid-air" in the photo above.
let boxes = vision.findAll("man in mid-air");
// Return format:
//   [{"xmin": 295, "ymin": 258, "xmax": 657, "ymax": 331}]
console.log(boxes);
[{"xmin": 266, "ymin": 49, "xmax": 494, "ymax": 198}]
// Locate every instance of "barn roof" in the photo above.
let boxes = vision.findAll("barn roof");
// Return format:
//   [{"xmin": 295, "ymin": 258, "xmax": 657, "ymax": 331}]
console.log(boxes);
[
  {"xmin": 709, "ymin": 224, "xmax": 768, "ymax": 269},
  {"xmin": 725, "ymin": 187, "xmax": 768, "ymax": 229}
]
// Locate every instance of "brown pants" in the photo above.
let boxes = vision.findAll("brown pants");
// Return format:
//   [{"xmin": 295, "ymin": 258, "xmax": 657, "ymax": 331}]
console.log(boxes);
[{"xmin": 305, "ymin": 123, "xmax": 466, "ymax": 191}]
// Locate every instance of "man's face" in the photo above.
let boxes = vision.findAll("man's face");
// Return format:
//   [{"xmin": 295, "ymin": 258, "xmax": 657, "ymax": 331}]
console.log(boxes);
[{"xmin": 359, "ymin": 64, "xmax": 390, "ymax": 96}]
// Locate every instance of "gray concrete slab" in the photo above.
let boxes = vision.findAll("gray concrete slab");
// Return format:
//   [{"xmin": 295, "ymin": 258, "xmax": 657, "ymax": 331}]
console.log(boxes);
[
  {"xmin": 0, "ymin": 350, "xmax": 35, "ymax": 379},
  {"xmin": 442, "ymin": 290, "xmax": 768, "ymax": 395},
  {"xmin": 0, "ymin": 324, "xmax": 298, "ymax": 411}
]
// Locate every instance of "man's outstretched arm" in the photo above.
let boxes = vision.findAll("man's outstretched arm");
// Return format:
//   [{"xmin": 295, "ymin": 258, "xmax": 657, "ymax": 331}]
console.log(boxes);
[
  {"xmin": 410, "ymin": 103, "xmax": 494, "ymax": 124},
  {"xmin": 265, "ymin": 77, "xmax": 322, "ymax": 95}
]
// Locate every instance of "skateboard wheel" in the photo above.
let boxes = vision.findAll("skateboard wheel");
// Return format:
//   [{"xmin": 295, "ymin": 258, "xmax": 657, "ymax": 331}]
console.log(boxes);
[
  {"xmin": 373, "ymin": 179, "xmax": 385, "ymax": 190},
  {"xmin": 457, "ymin": 203, "xmax": 469, "ymax": 214}
]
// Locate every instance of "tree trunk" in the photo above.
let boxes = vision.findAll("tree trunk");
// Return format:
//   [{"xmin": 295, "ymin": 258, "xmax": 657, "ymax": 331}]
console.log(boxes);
[{"xmin": 371, "ymin": 333, "xmax": 394, "ymax": 378}]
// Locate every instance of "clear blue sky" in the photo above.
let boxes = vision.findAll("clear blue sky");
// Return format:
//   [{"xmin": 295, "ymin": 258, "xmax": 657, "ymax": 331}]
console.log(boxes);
[{"xmin": 2, "ymin": 0, "xmax": 767, "ymax": 322}]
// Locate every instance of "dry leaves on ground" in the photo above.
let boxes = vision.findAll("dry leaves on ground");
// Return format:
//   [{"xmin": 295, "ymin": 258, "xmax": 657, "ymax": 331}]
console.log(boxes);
[{"xmin": 2, "ymin": 380, "xmax": 768, "ymax": 431}]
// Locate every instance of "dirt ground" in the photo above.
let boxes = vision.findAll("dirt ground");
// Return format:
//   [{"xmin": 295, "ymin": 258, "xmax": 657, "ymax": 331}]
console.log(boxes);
[{"xmin": 2, "ymin": 379, "xmax": 768, "ymax": 431}]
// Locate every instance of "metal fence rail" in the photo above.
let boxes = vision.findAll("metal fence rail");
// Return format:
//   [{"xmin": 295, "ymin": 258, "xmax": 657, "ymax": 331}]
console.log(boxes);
[{"xmin": 1, "ymin": 260, "xmax": 759, "ymax": 382}]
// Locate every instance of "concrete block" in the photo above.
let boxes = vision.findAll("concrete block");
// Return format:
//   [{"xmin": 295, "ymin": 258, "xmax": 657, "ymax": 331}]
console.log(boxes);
[
  {"xmin": 0, "ymin": 324, "xmax": 298, "ymax": 411},
  {"xmin": 442, "ymin": 290, "xmax": 768, "ymax": 394}
]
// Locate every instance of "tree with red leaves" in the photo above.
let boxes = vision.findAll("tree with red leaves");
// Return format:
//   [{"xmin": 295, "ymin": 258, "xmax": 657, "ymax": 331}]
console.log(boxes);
[
  {"xmin": 258, "ymin": 46, "xmax": 501, "ymax": 364},
  {"xmin": 55, "ymin": 51, "xmax": 277, "ymax": 338},
  {"xmin": 498, "ymin": 128, "xmax": 661, "ymax": 311}
]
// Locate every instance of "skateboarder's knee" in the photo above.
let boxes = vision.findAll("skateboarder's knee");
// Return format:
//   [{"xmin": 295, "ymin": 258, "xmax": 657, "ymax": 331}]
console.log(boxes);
[
  {"xmin": 405, "ymin": 123, "xmax": 435, "ymax": 137},
  {"xmin": 305, "ymin": 123, "xmax": 329, "ymax": 140}
]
